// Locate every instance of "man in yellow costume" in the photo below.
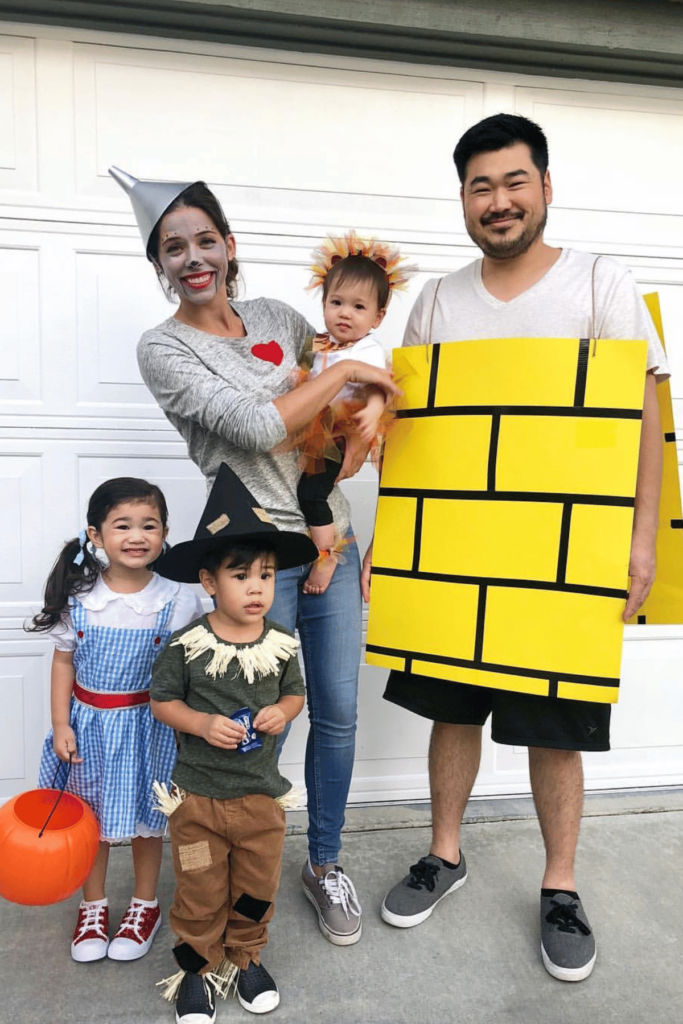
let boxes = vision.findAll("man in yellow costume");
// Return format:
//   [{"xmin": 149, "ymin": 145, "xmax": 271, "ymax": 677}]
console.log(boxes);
[{"xmin": 362, "ymin": 114, "xmax": 669, "ymax": 982}]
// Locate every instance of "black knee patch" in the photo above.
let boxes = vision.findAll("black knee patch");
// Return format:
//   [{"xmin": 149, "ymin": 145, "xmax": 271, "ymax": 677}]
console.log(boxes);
[
  {"xmin": 173, "ymin": 942, "xmax": 209, "ymax": 974},
  {"xmin": 233, "ymin": 893, "xmax": 271, "ymax": 922}
]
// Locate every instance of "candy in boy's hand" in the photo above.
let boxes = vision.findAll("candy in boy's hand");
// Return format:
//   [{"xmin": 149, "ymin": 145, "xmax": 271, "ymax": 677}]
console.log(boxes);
[{"xmin": 229, "ymin": 707, "xmax": 263, "ymax": 754}]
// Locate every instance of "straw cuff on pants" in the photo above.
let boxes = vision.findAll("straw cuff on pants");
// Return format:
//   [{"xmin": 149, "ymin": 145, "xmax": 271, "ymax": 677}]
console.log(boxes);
[{"xmin": 168, "ymin": 790, "xmax": 286, "ymax": 972}]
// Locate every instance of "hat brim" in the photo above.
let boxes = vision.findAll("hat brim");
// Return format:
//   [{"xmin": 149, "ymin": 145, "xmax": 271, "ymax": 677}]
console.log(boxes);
[{"xmin": 155, "ymin": 531, "xmax": 318, "ymax": 584}]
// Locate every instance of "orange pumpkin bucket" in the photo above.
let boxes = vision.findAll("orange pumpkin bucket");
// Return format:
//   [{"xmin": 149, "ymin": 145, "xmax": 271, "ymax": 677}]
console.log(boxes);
[{"xmin": 0, "ymin": 788, "xmax": 99, "ymax": 906}]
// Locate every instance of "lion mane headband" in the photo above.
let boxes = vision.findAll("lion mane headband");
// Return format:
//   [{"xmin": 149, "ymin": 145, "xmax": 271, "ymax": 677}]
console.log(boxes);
[{"xmin": 308, "ymin": 230, "xmax": 416, "ymax": 295}]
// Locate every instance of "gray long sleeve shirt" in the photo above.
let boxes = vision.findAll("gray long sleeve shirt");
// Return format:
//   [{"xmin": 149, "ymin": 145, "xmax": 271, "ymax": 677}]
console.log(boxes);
[{"xmin": 137, "ymin": 297, "xmax": 351, "ymax": 534}]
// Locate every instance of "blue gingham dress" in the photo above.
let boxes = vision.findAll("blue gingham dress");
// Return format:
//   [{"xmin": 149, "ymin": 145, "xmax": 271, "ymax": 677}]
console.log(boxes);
[{"xmin": 38, "ymin": 597, "xmax": 178, "ymax": 841}]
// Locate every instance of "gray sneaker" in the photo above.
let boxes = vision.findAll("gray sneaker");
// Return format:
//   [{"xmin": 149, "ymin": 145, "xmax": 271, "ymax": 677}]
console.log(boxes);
[
  {"xmin": 381, "ymin": 853, "xmax": 467, "ymax": 928},
  {"xmin": 301, "ymin": 861, "xmax": 362, "ymax": 945},
  {"xmin": 540, "ymin": 892, "xmax": 596, "ymax": 982}
]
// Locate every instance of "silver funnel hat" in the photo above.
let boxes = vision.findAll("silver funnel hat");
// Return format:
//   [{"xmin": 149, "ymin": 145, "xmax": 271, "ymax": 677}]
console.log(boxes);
[{"xmin": 109, "ymin": 165, "xmax": 204, "ymax": 254}]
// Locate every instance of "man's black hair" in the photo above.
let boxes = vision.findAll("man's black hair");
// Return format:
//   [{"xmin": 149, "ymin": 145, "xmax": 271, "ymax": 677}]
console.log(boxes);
[{"xmin": 453, "ymin": 113, "xmax": 549, "ymax": 184}]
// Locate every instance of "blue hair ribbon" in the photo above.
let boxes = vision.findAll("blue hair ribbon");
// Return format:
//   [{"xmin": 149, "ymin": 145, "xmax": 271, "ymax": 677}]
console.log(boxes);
[{"xmin": 73, "ymin": 528, "xmax": 88, "ymax": 567}]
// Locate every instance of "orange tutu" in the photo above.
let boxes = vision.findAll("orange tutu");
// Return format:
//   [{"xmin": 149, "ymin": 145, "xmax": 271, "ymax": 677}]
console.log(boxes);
[{"xmin": 278, "ymin": 393, "xmax": 393, "ymax": 475}]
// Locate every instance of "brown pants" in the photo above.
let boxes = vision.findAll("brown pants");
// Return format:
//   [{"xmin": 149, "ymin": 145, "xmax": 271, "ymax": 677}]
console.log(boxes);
[{"xmin": 168, "ymin": 791, "xmax": 286, "ymax": 972}]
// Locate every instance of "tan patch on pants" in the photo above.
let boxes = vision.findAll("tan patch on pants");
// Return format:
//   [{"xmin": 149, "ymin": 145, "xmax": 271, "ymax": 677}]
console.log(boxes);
[{"xmin": 178, "ymin": 840, "xmax": 212, "ymax": 872}]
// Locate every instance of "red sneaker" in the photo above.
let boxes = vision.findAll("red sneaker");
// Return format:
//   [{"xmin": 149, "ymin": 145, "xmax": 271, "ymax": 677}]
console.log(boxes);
[
  {"xmin": 71, "ymin": 900, "xmax": 109, "ymax": 963},
  {"xmin": 107, "ymin": 899, "xmax": 161, "ymax": 961}
]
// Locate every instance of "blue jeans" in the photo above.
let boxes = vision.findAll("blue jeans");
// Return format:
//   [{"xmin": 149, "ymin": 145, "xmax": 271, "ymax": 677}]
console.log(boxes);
[{"xmin": 270, "ymin": 533, "xmax": 361, "ymax": 866}]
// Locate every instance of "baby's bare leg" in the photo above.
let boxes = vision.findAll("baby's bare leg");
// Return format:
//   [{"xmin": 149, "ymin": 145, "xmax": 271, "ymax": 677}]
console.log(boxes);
[
  {"xmin": 298, "ymin": 452, "xmax": 342, "ymax": 596},
  {"xmin": 304, "ymin": 523, "xmax": 339, "ymax": 595}
]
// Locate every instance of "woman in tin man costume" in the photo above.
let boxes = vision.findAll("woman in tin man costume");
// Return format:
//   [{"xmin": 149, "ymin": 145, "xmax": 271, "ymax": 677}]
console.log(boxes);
[{"xmin": 110, "ymin": 166, "xmax": 399, "ymax": 965}]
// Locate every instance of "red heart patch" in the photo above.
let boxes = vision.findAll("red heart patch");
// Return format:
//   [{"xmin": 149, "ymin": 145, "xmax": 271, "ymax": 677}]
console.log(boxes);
[{"xmin": 251, "ymin": 340, "xmax": 283, "ymax": 366}]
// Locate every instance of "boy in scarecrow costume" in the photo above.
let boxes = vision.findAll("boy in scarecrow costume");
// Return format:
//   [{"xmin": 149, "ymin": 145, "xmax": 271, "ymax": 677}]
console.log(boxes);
[{"xmin": 151, "ymin": 463, "xmax": 317, "ymax": 1021}]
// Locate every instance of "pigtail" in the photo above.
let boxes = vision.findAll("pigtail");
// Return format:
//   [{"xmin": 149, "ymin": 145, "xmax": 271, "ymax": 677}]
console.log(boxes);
[{"xmin": 27, "ymin": 536, "xmax": 102, "ymax": 633}]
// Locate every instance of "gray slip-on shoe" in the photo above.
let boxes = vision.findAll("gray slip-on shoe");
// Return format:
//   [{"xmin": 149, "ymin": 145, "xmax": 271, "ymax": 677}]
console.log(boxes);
[
  {"xmin": 540, "ymin": 892, "xmax": 596, "ymax": 982},
  {"xmin": 381, "ymin": 852, "xmax": 467, "ymax": 928}
]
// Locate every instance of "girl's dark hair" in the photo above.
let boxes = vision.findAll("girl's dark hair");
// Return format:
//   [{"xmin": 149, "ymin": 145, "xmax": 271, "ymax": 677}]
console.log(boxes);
[
  {"xmin": 198, "ymin": 540, "xmax": 278, "ymax": 577},
  {"xmin": 322, "ymin": 254, "xmax": 390, "ymax": 310},
  {"xmin": 453, "ymin": 113, "xmax": 549, "ymax": 184},
  {"xmin": 146, "ymin": 182, "xmax": 240, "ymax": 300},
  {"xmin": 27, "ymin": 478, "xmax": 168, "ymax": 633}
]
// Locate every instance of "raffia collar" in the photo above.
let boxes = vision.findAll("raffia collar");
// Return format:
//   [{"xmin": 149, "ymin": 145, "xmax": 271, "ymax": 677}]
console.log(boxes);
[{"xmin": 171, "ymin": 621, "xmax": 299, "ymax": 684}]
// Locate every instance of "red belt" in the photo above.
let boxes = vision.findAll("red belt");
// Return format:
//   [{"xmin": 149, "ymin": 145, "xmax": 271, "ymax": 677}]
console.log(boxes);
[{"xmin": 73, "ymin": 679, "xmax": 150, "ymax": 710}]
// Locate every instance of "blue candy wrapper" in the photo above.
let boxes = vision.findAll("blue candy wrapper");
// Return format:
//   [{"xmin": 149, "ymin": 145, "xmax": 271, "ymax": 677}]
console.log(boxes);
[{"xmin": 230, "ymin": 706, "xmax": 263, "ymax": 754}]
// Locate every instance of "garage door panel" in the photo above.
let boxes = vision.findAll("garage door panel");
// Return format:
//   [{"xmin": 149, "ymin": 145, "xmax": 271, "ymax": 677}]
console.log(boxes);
[
  {"xmin": 75, "ymin": 248, "xmax": 174, "ymax": 408},
  {"xmin": 0, "ymin": 247, "xmax": 41, "ymax": 405},
  {"xmin": 218, "ymin": 182, "xmax": 463, "ymax": 242},
  {"xmin": 74, "ymin": 43, "xmax": 482, "ymax": 202},
  {"xmin": 614, "ymin": 633, "xmax": 683, "ymax": 748},
  {"xmin": 516, "ymin": 86, "xmax": 683, "ymax": 217},
  {"xmin": 0, "ymin": 456, "xmax": 43, "ymax": 601},
  {"xmin": 0, "ymin": 35, "xmax": 37, "ymax": 191},
  {"xmin": 0, "ymin": 649, "xmax": 50, "ymax": 799},
  {"xmin": 550, "ymin": 206, "xmax": 683, "ymax": 259}
]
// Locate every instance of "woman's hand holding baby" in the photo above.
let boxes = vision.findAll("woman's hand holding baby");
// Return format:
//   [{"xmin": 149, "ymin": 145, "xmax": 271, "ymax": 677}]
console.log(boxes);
[
  {"xmin": 335, "ymin": 429, "xmax": 370, "ymax": 482},
  {"xmin": 353, "ymin": 405, "xmax": 382, "ymax": 446},
  {"xmin": 343, "ymin": 360, "xmax": 400, "ymax": 399}
]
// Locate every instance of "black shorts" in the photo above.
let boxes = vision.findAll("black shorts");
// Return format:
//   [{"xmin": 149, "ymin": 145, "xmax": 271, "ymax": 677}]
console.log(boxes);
[{"xmin": 384, "ymin": 670, "xmax": 611, "ymax": 752}]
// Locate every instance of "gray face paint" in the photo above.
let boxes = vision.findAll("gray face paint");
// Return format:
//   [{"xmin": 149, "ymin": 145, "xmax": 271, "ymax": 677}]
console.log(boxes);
[{"xmin": 157, "ymin": 207, "xmax": 230, "ymax": 306}]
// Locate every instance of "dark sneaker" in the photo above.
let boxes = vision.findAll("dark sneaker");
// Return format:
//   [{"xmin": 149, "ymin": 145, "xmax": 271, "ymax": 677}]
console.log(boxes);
[
  {"xmin": 236, "ymin": 960, "xmax": 280, "ymax": 1014},
  {"xmin": 540, "ymin": 892, "xmax": 596, "ymax": 982},
  {"xmin": 381, "ymin": 852, "xmax": 467, "ymax": 928},
  {"xmin": 301, "ymin": 861, "xmax": 362, "ymax": 946},
  {"xmin": 175, "ymin": 972, "xmax": 217, "ymax": 1024}
]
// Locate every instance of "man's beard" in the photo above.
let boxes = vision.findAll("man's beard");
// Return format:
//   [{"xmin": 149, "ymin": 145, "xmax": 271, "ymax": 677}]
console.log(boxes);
[{"xmin": 470, "ymin": 204, "xmax": 548, "ymax": 260}]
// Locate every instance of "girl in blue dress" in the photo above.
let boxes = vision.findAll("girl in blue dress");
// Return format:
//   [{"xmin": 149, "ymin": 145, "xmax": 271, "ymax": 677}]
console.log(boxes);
[{"xmin": 30, "ymin": 477, "xmax": 203, "ymax": 964}]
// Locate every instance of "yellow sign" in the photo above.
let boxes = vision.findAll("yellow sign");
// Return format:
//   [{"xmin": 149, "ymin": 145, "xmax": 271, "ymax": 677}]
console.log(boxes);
[
  {"xmin": 366, "ymin": 335, "xmax": 649, "ymax": 704},
  {"xmin": 628, "ymin": 294, "xmax": 683, "ymax": 625}
]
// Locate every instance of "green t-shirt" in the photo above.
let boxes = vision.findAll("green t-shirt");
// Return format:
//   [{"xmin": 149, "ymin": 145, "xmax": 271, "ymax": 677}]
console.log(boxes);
[{"xmin": 151, "ymin": 615, "xmax": 304, "ymax": 800}]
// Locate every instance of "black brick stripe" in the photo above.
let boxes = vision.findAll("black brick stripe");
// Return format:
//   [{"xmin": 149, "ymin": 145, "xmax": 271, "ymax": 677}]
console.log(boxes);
[{"xmin": 574, "ymin": 338, "xmax": 590, "ymax": 407}]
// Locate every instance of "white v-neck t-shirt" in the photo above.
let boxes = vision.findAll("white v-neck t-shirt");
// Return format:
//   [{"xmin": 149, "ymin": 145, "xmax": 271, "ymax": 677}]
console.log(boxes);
[{"xmin": 402, "ymin": 249, "xmax": 669, "ymax": 381}]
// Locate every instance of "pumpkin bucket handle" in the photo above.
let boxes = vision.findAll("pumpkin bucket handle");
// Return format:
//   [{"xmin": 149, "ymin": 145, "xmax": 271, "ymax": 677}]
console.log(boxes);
[{"xmin": 38, "ymin": 755, "xmax": 73, "ymax": 839}]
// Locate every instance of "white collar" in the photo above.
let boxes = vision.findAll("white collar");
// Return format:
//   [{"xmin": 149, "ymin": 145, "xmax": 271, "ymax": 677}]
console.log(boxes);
[{"xmin": 78, "ymin": 573, "xmax": 180, "ymax": 615}]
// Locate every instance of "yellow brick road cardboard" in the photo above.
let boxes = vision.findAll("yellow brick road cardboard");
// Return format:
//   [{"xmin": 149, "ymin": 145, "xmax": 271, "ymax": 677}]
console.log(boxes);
[
  {"xmin": 366, "ymin": 335, "xmax": 650, "ymax": 704},
  {"xmin": 627, "ymin": 294, "xmax": 683, "ymax": 625}
]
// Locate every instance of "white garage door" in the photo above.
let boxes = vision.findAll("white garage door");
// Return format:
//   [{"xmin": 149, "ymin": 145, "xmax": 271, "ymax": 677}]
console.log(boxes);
[{"xmin": 1, "ymin": 23, "xmax": 682, "ymax": 806}]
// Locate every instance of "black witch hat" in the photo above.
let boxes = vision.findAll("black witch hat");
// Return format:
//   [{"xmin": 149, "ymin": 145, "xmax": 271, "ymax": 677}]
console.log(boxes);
[{"xmin": 156, "ymin": 463, "xmax": 317, "ymax": 583}]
